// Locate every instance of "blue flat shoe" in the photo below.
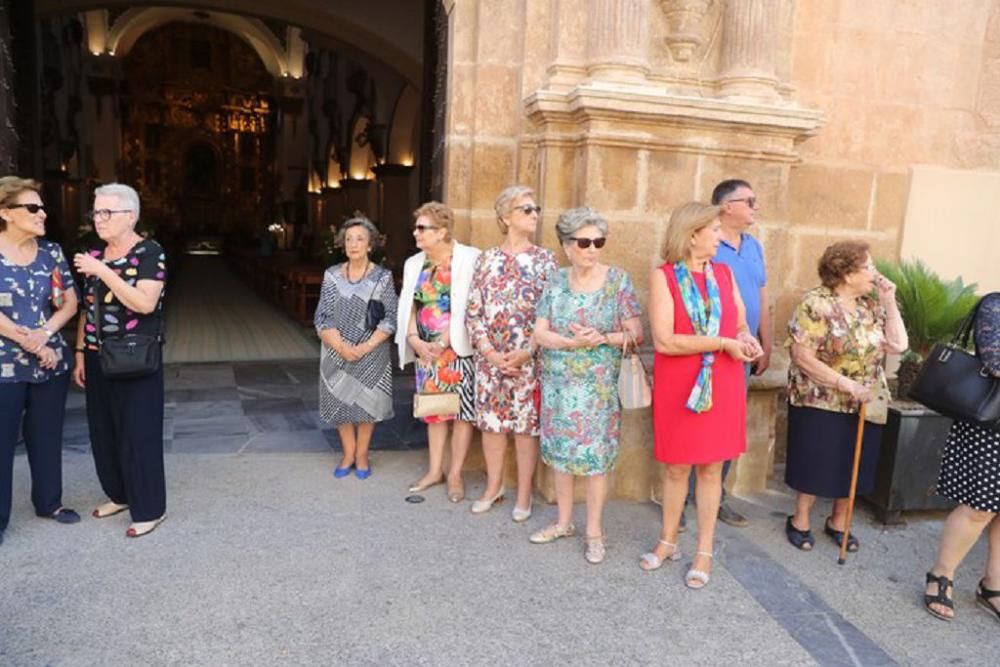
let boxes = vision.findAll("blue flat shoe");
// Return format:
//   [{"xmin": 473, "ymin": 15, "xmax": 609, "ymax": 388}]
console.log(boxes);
[
  {"xmin": 355, "ymin": 467, "xmax": 372, "ymax": 480},
  {"xmin": 333, "ymin": 464, "xmax": 354, "ymax": 479}
]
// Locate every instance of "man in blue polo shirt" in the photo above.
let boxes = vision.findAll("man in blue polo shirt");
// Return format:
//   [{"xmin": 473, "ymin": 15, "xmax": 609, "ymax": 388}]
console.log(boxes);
[{"xmin": 683, "ymin": 179, "xmax": 771, "ymax": 529}]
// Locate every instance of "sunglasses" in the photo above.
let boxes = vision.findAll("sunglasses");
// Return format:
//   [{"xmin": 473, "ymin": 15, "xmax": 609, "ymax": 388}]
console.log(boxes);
[
  {"xmin": 567, "ymin": 237, "xmax": 607, "ymax": 249},
  {"xmin": 413, "ymin": 224, "xmax": 441, "ymax": 233},
  {"xmin": 6, "ymin": 203, "xmax": 46, "ymax": 214},
  {"xmin": 512, "ymin": 204, "xmax": 541, "ymax": 215},
  {"xmin": 727, "ymin": 197, "xmax": 757, "ymax": 208}
]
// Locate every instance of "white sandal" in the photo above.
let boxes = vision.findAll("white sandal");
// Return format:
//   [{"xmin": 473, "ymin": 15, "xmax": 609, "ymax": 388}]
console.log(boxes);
[
  {"xmin": 639, "ymin": 539, "xmax": 681, "ymax": 571},
  {"xmin": 585, "ymin": 535, "xmax": 607, "ymax": 564},
  {"xmin": 685, "ymin": 551, "xmax": 713, "ymax": 589}
]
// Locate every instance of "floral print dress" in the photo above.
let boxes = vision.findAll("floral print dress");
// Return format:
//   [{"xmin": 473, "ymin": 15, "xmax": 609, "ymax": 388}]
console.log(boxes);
[
  {"xmin": 414, "ymin": 258, "xmax": 474, "ymax": 424},
  {"xmin": 536, "ymin": 267, "xmax": 641, "ymax": 475},
  {"xmin": 466, "ymin": 245, "xmax": 557, "ymax": 435}
]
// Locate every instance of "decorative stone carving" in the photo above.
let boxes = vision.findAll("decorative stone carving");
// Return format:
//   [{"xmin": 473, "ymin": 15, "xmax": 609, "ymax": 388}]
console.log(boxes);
[
  {"xmin": 717, "ymin": 0, "xmax": 782, "ymax": 99},
  {"xmin": 586, "ymin": 0, "xmax": 649, "ymax": 83},
  {"xmin": 657, "ymin": 0, "xmax": 715, "ymax": 63}
]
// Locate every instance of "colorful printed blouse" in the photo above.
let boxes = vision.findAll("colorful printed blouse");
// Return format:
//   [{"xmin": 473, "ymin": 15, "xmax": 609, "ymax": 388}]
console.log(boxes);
[
  {"xmin": 413, "ymin": 258, "xmax": 451, "ymax": 343},
  {"xmin": 0, "ymin": 240, "xmax": 75, "ymax": 383},
  {"xmin": 976, "ymin": 293, "xmax": 1000, "ymax": 376},
  {"xmin": 82, "ymin": 239, "xmax": 167, "ymax": 351},
  {"xmin": 786, "ymin": 286, "xmax": 889, "ymax": 418}
]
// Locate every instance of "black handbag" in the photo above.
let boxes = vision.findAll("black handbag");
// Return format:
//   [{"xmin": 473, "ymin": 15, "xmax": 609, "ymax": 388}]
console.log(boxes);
[
  {"xmin": 96, "ymin": 284, "xmax": 164, "ymax": 380},
  {"xmin": 909, "ymin": 298, "xmax": 1000, "ymax": 428},
  {"xmin": 364, "ymin": 269, "xmax": 386, "ymax": 332}
]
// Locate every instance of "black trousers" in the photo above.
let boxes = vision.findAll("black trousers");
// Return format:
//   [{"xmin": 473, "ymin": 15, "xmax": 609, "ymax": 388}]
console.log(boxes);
[
  {"xmin": 0, "ymin": 373, "xmax": 71, "ymax": 532},
  {"xmin": 84, "ymin": 352, "xmax": 166, "ymax": 522}
]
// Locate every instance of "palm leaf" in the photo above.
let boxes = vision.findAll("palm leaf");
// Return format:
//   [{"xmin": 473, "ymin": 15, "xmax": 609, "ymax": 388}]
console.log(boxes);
[{"xmin": 876, "ymin": 259, "xmax": 979, "ymax": 359}]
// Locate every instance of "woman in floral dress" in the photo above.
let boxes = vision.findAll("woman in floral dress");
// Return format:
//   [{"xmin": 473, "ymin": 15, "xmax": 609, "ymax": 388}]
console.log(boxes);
[
  {"xmin": 396, "ymin": 202, "xmax": 481, "ymax": 501},
  {"xmin": 529, "ymin": 207, "xmax": 642, "ymax": 564},
  {"xmin": 783, "ymin": 241, "xmax": 907, "ymax": 553},
  {"xmin": 466, "ymin": 186, "xmax": 556, "ymax": 520}
]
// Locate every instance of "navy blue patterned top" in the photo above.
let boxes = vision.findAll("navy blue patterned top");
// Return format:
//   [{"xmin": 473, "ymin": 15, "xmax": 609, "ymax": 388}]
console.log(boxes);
[
  {"xmin": 976, "ymin": 292, "xmax": 1000, "ymax": 377},
  {"xmin": 0, "ymin": 240, "xmax": 75, "ymax": 383}
]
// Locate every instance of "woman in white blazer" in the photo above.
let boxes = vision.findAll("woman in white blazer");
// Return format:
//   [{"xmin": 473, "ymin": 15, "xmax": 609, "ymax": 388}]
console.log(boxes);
[{"xmin": 396, "ymin": 201, "xmax": 481, "ymax": 502}]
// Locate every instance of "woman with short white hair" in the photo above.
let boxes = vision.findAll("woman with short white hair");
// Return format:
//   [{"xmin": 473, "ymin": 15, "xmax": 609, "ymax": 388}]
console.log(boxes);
[
  {"xmin": 73, "ymin": 183, "xmax": 168, "ymax": 538},
  {"xmin": 530, "ymin": 206, "xmax": 643, "ymax": 564}
]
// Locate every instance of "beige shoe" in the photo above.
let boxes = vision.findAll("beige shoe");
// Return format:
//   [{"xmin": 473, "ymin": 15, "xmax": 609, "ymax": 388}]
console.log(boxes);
[
  {"xmin": 585, "ymin": 535, "xmax": 607, "ymax": 564},
  {"xmin": 470, "ymin": 488, "xmax": 505, "ymax": 514},
  {"xmin": 511, "ymin": 501, "xmax": 533, "ymax": 523},
  {"xmin": 529, "ymin": 523, "xmax": 576, "ymax": 544}
]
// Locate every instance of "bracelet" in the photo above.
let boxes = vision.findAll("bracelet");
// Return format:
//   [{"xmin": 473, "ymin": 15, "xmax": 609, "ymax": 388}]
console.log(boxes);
[
  {"xmin": 406, "ymin": 333, "xmax": 419, "ymax": 340},
  {"xmin": 75, "ymin": 347, "xmax": 85, "ymax": 354},
  {"xmin": 43, "ymin": 328, "xmax": 54, "ymax": 338}
]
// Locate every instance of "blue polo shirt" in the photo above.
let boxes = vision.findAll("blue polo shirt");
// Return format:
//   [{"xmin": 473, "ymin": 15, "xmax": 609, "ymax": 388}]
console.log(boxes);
[{"xmin": 715, "ymin": 232, "xmax": 767, "ymax": 337}]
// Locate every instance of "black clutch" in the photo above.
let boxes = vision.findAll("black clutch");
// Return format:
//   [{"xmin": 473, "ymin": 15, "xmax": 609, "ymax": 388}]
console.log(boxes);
[{"xmin": 909, "ymin": 299, "xmax": 1000, "ymax": 428}]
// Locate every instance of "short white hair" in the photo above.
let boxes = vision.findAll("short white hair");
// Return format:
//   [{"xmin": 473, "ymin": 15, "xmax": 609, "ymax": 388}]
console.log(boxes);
[{"xmin": 94, "ymin": 183, "xmax": 141, "ymax": 219}]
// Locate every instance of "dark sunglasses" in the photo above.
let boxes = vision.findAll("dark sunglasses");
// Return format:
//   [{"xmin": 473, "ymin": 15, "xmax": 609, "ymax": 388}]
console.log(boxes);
[
  {"xmin": 413, "ymin": 223, "xmax": 441, "ymax": 233},
  {"xmin": 727, "ymin": 197, "xmax": 757, "ymax": 208},
  {"xmin": 567, "ymin": 237, "xmax": 607, "ymax": 250},
  {"xmin": 6, "ymin": 203, "xmax": 46, "ymax": 214},
  {"xmin": 512, "ymin": 204, "xmax": 541, "ymax": 215}
]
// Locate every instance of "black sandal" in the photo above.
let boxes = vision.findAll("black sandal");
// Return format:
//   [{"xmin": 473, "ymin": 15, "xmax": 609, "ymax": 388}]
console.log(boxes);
[
  {"xmin": 785, "ymin": 516, "xmax": 814, "ymax": 551},
  {"xmin": 824, "ymin": 518, "xmax": 859, "ymax": 552},
  {"xmin": 924, "ymin": 572, "xmax": 955, "ymax": 621},
  {"xmin": 976, "ymin": 580, "xmax": 1000, "ymax": 624}
]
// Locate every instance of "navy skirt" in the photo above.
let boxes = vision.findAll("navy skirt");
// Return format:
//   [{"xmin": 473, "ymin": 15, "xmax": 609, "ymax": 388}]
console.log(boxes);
[{"xmin": 785, "ymin": 403, "xmax": 883, "ymax": 498}]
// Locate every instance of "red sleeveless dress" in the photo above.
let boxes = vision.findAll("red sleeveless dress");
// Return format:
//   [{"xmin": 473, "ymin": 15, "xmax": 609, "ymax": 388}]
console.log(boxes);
[{"xmin": 653, "ymin": 262, "xmax": 747, "ymax": 464}]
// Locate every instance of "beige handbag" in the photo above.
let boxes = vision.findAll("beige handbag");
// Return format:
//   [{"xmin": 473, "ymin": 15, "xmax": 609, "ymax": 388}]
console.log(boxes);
[
  {"xmin": 618, "ymin": 329, "xmax": 652, "ymax": 410},
  {"xmin": 413, "ymin": 392, "xmax": 461, "ymax": 418}
]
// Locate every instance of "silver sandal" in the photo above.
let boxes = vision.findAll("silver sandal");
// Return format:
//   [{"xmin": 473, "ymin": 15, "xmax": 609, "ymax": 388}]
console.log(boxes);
[
  {"xmin": 639, "ymin": 539, "xmax": 681, "ymax": 571},
  {"xmin": 685, "ymin": 551, "xmax": 713, "ymax": 589}
]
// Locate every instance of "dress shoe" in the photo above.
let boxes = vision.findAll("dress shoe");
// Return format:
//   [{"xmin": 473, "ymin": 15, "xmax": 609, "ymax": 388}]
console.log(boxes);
[
  {"xmin": 718, "ymin": 502, "xmax": 749, "ymax": 527},
  {"xmin": 355, "ymin": 467, "xmax": 372, "ymax": 480},
  {"xmin": 511, "ymin": 502, "xmax": 532, "ymax": 523},
  {"xmin": 470, "ymin": 488, "xmax": 505, "ymax": 514},
  {"xmin": 408, "ymin": 476, "xmax": 444, "ymax": 493},
  {"xmin": 333, "ymin": 464, "xmax": 354, "ymax": 479}
]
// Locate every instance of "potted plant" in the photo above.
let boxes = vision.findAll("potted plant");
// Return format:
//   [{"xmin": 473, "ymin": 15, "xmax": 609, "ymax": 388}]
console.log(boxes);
[{"xmin": 865, "ymin": 259, "xmax": 980, "ymax": 523}]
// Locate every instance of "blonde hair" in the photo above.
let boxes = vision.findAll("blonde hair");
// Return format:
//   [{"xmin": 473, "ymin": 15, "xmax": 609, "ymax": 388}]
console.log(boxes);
[
  {"xmin": 0, "ymin": 176, "xmax": 42, "ymax": 231},
  {"xmin": 413, "ymin": 201, "xmax": 455, "ymax": 242},
  {"xmin": 660, "ymin": 202, "xmax": 721, "ymax": 263},
  {"xmin": 494, "ymin": 185, "xmax": 535, "ymax": 234}
]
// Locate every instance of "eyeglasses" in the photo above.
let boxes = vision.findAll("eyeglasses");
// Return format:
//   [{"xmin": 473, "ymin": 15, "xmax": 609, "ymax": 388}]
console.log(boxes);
[
  {"xmin": 413, "ymin": 224, "xmax": 441, "ymax": 233},
  {"xmin": 6, "ymin": 203, "xmax": 46, "ymax": 214},
  {"xmin": 727, "ymin": 197, "xmax": 757, "ymax": 208},
  {"xmin": 512, "ymin": 204, "xmax": 541, "ymax": 215},
  {"xmin": 88, "ymin": 209, "xmax": 134, "ymax": 222},
  {"xmin": 567, "ymin": 237, "xmax": 607, "ymax": 249}
]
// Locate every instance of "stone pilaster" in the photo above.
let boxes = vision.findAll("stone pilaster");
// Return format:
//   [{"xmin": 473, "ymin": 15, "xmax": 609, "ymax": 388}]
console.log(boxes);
[
  {"xmin": 717, "ymin": 0, "xmax": 782, "ymax": 99},
  {"xmin": 586, "ymin": 0, "xmax": 650, "ymax": 84}
]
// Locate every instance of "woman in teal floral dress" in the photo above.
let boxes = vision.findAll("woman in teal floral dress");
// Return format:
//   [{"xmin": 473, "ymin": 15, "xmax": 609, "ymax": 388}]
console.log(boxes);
[{"xmin": 530, "ymin": 207, "xmax": 642, "ymax": 564}]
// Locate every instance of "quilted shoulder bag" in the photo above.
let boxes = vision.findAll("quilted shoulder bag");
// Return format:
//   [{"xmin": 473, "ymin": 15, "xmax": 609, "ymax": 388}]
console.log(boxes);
[{"xmin": 909, "ymin": 297, "xmax": 1000, "ymax": 428}]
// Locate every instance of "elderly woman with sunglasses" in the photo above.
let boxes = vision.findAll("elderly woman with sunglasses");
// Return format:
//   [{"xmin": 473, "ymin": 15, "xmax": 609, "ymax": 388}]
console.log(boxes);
[
  {"xmin": 465, "ymin": 185, "xmax": 556, "ymax": 519},
  {"xmin": 529, "ymin": 207, "xmax": 642, "ymax": 564},
  {"xmin": 396, "ymin": 202, "xmax": 481, "ymax": 500},
  {"xmin": 641, "ymin": 202, "xmax": 762, "ymax": 589},
  {"xmin": 73, "ymin": 183, "xmax": 168, "ymax": 539},
  {"xmin": 0, "ymin": 177, "xmax": 81, "ymax": 546}
]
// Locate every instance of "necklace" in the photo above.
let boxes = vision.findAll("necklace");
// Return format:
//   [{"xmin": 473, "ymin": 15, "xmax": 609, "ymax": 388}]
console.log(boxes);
[{"xmin": 346, "ymin": 260, "xmax": 369, "ymax": 284}]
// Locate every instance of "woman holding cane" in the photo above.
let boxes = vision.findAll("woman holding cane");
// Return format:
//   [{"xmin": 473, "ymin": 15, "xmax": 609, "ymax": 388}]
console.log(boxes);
[{"xmin": 783, "ymin": 241, "xmax": 906, "ymax": 552}]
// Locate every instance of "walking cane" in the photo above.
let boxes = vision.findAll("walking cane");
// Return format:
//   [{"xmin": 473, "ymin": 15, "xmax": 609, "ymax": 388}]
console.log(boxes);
[{"xmin": 838, "ymin": 403, "xmax": 867, "ymax": 565}]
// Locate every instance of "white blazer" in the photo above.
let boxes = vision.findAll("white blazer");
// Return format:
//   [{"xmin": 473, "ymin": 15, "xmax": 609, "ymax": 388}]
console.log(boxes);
[{"xmin": 396, "ymin": 241, "xmax": 481, "ymax": 368}]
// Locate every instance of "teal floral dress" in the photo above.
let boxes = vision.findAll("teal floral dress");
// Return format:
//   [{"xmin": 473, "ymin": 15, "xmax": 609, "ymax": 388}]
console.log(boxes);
[{"xmin": 536, "ymin": 267, "xmax": 641, "ymax": 475}]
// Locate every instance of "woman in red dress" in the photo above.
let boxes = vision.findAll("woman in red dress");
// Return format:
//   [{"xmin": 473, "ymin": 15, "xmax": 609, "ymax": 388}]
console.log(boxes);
[{"xmin": 640, "ymin": 202, "xmax": 762, "ymax": 589}]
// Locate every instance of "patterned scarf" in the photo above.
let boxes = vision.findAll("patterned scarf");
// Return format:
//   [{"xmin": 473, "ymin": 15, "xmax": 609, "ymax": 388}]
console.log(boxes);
[{"xmin": 674, "ymin": 261, "xmax": 722, "ymax": 413}]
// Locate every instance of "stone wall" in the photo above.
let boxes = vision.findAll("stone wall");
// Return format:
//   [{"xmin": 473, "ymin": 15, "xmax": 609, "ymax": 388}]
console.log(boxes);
[{"xmin": 441, "ymin": 0, "xmax": 999, "ymax": 499}]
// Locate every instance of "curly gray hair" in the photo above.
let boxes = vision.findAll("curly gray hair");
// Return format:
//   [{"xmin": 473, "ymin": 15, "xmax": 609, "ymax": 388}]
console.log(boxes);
[
  {"xmin": 334, "ymin": 214, "xmax": 381, "ymax": 249},
  {"xmin": 494, "ymin": 185, "xmax": 535, "ymax": 233},
  {"xmin": 555, "ymin": 206, "xmax": 608, "ymax": 245}
]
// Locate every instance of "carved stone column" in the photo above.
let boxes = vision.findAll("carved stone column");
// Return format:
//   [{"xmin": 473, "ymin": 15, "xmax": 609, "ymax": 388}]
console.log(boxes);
[
  {"xmin": 717, "ymin": 0, "xmax": 782, "ymax": 99},
  {"xmin": 586, "ymin": 0, "xmax": 650, "ymax": 83}
]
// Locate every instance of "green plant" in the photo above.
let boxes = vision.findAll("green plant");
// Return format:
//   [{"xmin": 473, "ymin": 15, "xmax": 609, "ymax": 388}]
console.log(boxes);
[{"xmin": 876, "ymin": 258, "xmax": 980, "ymax": 398}]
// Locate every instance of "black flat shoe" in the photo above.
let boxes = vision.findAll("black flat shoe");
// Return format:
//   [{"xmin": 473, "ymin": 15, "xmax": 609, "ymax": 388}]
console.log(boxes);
[
  {"xmin": 785, "ymin": 516, "xmax": 814, "ymax": 551},
  {"xmin": 40, "ymin": 508, "xmax": 81, "ymax": 525},
  {"xmin": 977, "ymin": 580, "xmax": 1000, "ymax": 624},
  {"xmin": 824, "ymin": 518, "xmax": 859, "ymax": 552},
  {"xmin": 924, "ymin": 572, "xmax": 955, "ymax": 622}
]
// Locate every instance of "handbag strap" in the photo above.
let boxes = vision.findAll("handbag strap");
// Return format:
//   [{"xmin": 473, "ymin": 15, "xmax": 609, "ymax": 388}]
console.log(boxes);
[
  {"xmin": 366, "ymin": 266, "xmax": 385, "ymax": 302},
  {"xmin": 954, "ymin": 297, "xmax": 986, "ymax": 350}
]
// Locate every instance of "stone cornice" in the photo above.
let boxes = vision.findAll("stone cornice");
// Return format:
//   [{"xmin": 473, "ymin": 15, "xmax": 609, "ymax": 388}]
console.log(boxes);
[{"xmin": 524, "ymin": 81, "xmax": 825, "ymax": 146}]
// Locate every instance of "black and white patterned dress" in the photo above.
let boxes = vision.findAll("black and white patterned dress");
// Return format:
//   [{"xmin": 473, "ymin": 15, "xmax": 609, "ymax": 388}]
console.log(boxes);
[
  {"xmin": 936, "ymin": 293, "xmax": 1000, "ymax": 512},
  {"xmin": 314, "ymin": 264, "xmax": 398, "ymax": 426}
]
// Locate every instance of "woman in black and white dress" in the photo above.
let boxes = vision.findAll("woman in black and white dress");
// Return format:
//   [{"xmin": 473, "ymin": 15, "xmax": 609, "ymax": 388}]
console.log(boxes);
[
  {"xmin": 923, "ymin": 292, "xmax": 1000, "ymax": 622},
  {"xmin": 314, "ymin": 216, "xmax": 398, "ymax": 480}
]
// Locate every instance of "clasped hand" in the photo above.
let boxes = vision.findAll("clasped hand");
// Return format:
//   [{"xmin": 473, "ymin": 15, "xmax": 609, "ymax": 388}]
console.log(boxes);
[
  {"xmin": 567, "ymin": 323, "xmax": 605, "ymax": 349},
  {"xmin": 14, "ymin": 326, "xmax": 58, "ymax": 368},
  {"xmin": 487, "ymin": 348, "xmax": 531, "ymax": 376},
  {"xmin": 718, "ymin": 331, "xmax": 764, "ymax": 363}
]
